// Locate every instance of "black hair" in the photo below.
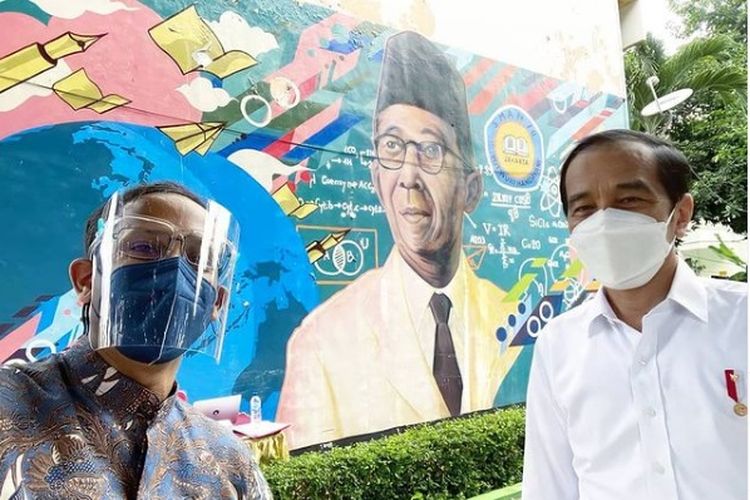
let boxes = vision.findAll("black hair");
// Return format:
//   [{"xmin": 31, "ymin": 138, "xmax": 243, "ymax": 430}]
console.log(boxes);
[
  {"xmin": 83, "ymin": 181, "xmax": 206, "ymax": 255},
  {"xmin": 559, "ymin": 129, "xmax": 691, "ymax": 216}
]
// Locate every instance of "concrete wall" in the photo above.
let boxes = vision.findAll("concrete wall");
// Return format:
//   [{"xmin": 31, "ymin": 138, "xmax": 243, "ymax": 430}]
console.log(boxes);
[{"xmin": 304, "ymin": 0, "xmax": 628, "ymax": 96}]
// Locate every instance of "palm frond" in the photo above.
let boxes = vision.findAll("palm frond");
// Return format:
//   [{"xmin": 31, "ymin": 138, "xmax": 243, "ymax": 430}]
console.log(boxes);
[
  {"xmin": 660, "ymin": 35, "xmax": 734, "ymax": 87},
  {"xmin": 686, "ymin": 66, "xmax": 747, "ymax": 96}
]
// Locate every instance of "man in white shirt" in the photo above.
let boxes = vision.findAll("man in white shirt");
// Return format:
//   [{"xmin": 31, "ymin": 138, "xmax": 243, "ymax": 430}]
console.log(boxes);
[{"xmin": 522, "ymin": 129, "xmax": 747, "ymax": 500}]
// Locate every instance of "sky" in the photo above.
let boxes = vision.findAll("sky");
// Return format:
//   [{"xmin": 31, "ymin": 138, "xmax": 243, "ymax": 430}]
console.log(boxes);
[{"xmin": 641, "ymin": 0, "xmax": 690, "ymax": 54}]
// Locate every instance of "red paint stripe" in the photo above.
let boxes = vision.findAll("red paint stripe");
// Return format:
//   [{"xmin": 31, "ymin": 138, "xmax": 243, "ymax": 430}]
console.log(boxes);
[
  {"xmin": 573, "ymin": 116, "xmax": 606, "ymax": 140},
  {"xmin": 515, "ymin": 78, "xmax": 559, "ymax": 111},
  {"xmin": 263, "ymin": 131, "xmax": 296, "ymax": 158},
  {"xmin": 263, "ymin": 99, "xmax": 343, "ymax": 158},
  {"xmin": 298, "ymin": 73, "xmax": 321, "ymax": 99},
  {"xmin": 463, "ymin": 58, "xmax": 494, "ymax": 88},
  {"xmin": 468, "ymin": 66, "xmax": 516, "ymax": 115},
  {"xmin": 0, "ymin": 314, "xmax": 40, "ymax": 362},
  {"xmin": 572, "ymin": 110, "xmax": 613, "ymax": 141}
]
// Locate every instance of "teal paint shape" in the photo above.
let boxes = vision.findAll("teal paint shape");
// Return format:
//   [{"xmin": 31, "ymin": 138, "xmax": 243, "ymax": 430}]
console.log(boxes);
[
  {"xmin": 0, "ymin": 0, "xmax": 51, "ymax": 23},
  {"xmin": 495, "ymin": 345, "xmax": 534, "ymax": 407}
]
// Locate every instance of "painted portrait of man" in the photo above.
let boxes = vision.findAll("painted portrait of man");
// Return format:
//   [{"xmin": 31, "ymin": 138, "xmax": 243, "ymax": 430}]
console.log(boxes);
[{"xmin": 277, "ymin": 30, "xmax": 521, "ymax": 449}]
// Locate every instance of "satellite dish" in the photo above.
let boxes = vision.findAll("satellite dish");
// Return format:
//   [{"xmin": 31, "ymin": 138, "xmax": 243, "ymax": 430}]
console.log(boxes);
[
  {"xmin": 641, "ymin": 89, "xmax": 694, "ymax": 116},
  {"xmin": 640, "ymin": 76, "xmax": 694, "ymax": 117}
]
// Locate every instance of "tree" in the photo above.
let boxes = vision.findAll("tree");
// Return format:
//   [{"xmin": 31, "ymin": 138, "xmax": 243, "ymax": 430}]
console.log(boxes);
[
  {"xmin": 624, "ymin": 3, "xmax": 748, "ymax": 234},
  {"xmin": 625, "ymin": 34, "xmax": 746, "ymax": 134},
  {"xmin": 670, "ymin": 92, "xmax": 747, "ymax": 233},
  {"xmin": 670, "ymin": 0, "xmax": 747, "ymax": 44}
]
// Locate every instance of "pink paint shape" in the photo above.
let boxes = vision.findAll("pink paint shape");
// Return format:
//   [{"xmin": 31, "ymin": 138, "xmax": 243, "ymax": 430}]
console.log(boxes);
[
  {"xmin": 0, "ymin": 313, "xmax": 40, "ymax": 362},
  {"xmin": 0, "ymin": 2, "xmax": 200, "ymax": 140},
  {"xmin": 271, "ymin": 178, "xmax": 291, "ymax": 193},
  {"xmin": 243, "ymin": 14, "xmax": 361, "ymax": 129},
  {"xmin": 291, "ymin": 97, "xmax": 342, "ymax": 145}
]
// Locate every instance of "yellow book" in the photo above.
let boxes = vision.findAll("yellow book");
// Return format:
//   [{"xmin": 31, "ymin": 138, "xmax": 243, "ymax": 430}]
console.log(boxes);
[
  {"xmin": 271, "ymin": 184, "xmax": 318, "ymax": 220},
  {"xmin": 148, "ymin": 6, "xmax": 256, "ymax": 79},
  {"xmin": 52, "ymin": 68, "xmax": 130, "ymax": 113}
]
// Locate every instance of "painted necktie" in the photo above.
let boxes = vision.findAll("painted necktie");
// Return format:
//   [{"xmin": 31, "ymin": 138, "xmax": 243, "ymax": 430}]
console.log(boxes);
[{"xmin": 429, "ymin": 292, "xmax": 462, "ymax": 417}]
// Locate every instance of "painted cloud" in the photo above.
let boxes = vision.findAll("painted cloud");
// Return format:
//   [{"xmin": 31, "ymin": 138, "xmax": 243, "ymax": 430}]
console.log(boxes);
[
  {"xmin": 208, "ymin": 11, "xmax": 279, "ymax": 58},
  {"xmin": 227, "ymin": 149, "xmax": 308, "ymax": 192},
  {"xmin": 176, "ymin": 76, "xmax": 234, "ymax": 112},
  {"xmin": 28, "ymin": 0, "xmax": 137, "ymax": 19}
]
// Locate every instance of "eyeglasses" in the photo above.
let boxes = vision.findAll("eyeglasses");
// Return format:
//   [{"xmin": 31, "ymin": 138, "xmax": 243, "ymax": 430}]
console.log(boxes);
[
  {"xmin": 373, "ymin": 133, "xmax": 467, "ymax": 175},
  {"xmin": 102, "ymin": 215, "xmax": 233, "ymax": 276}
]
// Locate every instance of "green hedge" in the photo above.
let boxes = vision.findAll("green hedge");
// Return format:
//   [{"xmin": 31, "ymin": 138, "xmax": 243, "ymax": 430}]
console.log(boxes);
[{"xmin": 262, "ymin": 406, "xmax": 525, "ymax": 500}]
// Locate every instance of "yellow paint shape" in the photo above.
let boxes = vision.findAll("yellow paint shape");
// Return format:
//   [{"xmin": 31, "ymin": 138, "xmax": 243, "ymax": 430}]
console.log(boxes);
[
  {"xmin": 52, "ymin": 68, "xmax": 130, "ymax": 113},
  {"xmin": 149, "ymin": 6, "xmax": 256, "ymax": 79},
  {"xmin": 157, "ymin": 121, "xmax": 225, "ymax": 156},
  {"xmin": 272, "ymin": 183, "xmax": 319, "ymax": 220},
  {"xmin": 0, "ymin": 32, "xmax": 102, "ymax": 93}
]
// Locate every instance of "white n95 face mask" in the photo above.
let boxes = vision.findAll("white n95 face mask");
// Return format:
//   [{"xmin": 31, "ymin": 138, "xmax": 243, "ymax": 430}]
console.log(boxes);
[{"xmin": 570, "ymin": 208, "xmax": 676, "ymax": 290}]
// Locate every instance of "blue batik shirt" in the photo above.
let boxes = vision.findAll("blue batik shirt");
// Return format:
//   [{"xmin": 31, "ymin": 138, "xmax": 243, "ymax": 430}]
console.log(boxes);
[{"xmin": 0, "ymin": 338, "xmax": 272, "ymax": 499}]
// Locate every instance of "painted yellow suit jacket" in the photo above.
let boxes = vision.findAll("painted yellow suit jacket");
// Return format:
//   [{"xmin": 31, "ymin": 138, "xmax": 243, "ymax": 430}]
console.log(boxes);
[{"xmin": 277, "ymin": 249, "xmax": 521, "ymax": 449}]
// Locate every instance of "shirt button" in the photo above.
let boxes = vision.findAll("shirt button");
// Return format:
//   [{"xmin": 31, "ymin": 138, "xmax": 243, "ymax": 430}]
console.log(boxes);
[
  {"xmin": 653, "ymin": 463, "xmax": 666, "ymax": 475},
  {"xmin": 645, "ymin": 407, "xmax": 657, "ymax": 417},
  {"xmin": 639, "ymin": 358, "xmax": 648, "ymax": 366}
]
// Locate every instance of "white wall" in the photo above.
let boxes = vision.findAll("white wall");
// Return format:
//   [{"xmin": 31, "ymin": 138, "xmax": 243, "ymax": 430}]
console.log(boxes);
[{"xmin": 302, "ymin": 0, "xmax": 627, "ymax": 96}]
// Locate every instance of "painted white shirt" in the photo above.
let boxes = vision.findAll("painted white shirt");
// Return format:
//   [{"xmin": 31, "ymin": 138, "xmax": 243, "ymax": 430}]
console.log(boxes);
[
  {"xmin": 522, "ymin": 259, "xmax": 748, "ymax": 500},
  {"xmin": 397, "ymin": 251, "xmax": 472, "ymax": 411}
]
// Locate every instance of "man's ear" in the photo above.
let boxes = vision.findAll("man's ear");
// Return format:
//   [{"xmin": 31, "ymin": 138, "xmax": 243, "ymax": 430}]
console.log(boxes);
[
  {"xmin": 463, "ymin": 169, "xmax": 483, "ymax": 213},
  {"xmin": 69, "ymin": 258, "xmax": 93, "ymax": 305},
  {"xmin": 674, "ymin": 193, "xmax": 694, "ymax": 239},
  {"xmin": 212, "ymin": 286, "xmax": 230, "ymax": 321}
]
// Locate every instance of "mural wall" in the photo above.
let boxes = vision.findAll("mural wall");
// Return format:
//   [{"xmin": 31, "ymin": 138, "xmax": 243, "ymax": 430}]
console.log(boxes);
[{"xmin": 0, "ymin": 0, "xmax": 626, "ymax": 449}]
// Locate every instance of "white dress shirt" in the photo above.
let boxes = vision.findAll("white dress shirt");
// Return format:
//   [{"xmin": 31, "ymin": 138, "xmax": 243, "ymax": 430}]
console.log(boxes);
[
  {"xmin": 523, "ymin": 259, "xmax": 747, "ymax": 500},
  {"xmin": 397, "ymin": 252, "xmax": 472, "ymax": 411}
]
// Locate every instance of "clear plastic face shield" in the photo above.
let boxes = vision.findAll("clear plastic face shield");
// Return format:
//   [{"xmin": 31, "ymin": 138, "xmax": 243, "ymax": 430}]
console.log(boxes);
[{"xmin": 85, "ymin": 190, "xmax": 239, "ymax": 364}]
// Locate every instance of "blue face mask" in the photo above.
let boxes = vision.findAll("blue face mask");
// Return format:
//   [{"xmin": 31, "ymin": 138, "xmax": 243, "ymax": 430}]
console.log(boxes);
[{"xmin": 108, "ymin": 257, "xmax": 217, "ymax": 364}]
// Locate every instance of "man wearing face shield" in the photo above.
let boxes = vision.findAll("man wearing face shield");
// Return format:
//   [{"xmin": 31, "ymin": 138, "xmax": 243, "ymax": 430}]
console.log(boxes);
[
  {"xmin": 277, "ymin": 31, "xmax": 521, "ymax": 450},
  {"xmin": 0, "ymin": 182, "xmax": 271, "ymax": 498},
  {"xmin": 522, "ymin": 130, "xmax": 747, "ymax": 500}
]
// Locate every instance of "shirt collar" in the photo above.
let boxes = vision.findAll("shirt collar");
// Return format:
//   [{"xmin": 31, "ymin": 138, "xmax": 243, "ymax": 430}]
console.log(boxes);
[
  {"xmin": 664, "ymin": 258, "xmax": 709, "ymax": 323},
  {"xmin": 61, "ymin": 336, "xmax": 175, "ymax": 422},
  {"xmin": 586, "ymin": 287, "xmax": 618, "ymax": 336},
  {"xmin": 395, "ymin": 249, "xmax": 465, "ymax": 323},
  {"xmin": 586, "ymin": 258, "xmax": 709, "ymax": 336}
]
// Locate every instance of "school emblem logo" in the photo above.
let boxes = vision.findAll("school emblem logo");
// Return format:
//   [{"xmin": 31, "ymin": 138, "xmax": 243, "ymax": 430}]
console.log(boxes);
[{"xmin": 485, "ymin": 105, "xmax": 544, "ymax": 191}]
